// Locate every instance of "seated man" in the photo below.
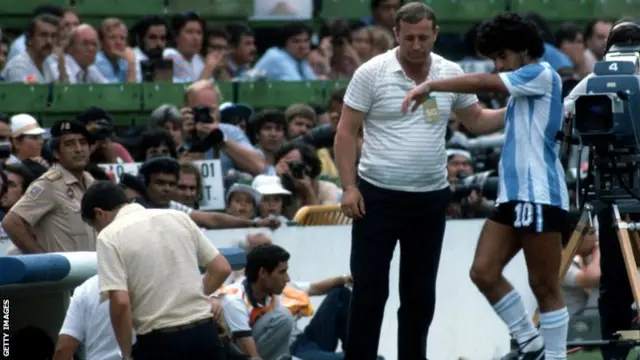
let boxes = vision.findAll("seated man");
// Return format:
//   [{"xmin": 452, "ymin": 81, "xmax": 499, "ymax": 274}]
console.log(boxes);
[{"xmin": 217, "ymin": 243, "xmax": 384, "ymax": 360}]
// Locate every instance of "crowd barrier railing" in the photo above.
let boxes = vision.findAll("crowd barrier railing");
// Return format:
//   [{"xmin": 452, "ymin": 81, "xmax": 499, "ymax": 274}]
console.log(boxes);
[{"xmin": 293, "ymin": 205, "xmax": 352, "ymax": 226}]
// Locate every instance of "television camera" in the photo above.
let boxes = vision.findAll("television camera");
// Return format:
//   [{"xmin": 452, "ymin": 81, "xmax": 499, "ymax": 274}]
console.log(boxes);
[{"xmin": 554, "ymin": 44, "xmax": 640, "ymax": 355}]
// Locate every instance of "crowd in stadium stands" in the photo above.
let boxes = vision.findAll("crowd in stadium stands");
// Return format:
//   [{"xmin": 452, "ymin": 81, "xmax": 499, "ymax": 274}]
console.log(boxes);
[{"xmin": 0, "ymin": 0, "xmax": 618, "ymax": 358}]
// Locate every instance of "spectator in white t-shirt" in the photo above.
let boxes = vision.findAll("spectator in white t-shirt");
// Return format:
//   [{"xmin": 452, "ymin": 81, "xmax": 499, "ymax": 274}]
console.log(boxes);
[
  {"xmin": 163, "ymin": 12, "xmax": 206, "ymax": 83},
  {"xmin": 53, "ymin": 275, "xmax": 136, "ymax": 360}
]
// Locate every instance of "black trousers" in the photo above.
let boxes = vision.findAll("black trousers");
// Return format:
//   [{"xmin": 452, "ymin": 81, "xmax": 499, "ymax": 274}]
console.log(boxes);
[
  {"xmin": 344, "ymin": 179, "xmax": 451, "ymax": 360},
  {"xmin": 133, "ymin": 319, "xmax": 226, "ymax": 360},
  {"xmin": 597, "ymin": 209, "xmax": 635, "ymax": 360}
]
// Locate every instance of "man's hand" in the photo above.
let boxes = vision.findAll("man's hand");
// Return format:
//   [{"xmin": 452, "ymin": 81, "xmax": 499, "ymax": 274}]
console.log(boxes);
[
  {"xmin": 209, "ymin": 297, "xmax": 224, "ymax": 323},
  {"xmin": 401, "ymin": 81, "xmax": 432, "ymax": 114},
  {"xmin": 341, "ymin": 186, "xmax": 365, "ymax": 219},
  {"xmin": 179, "ymin": 151, "xmax": 205, "ymax": 161},
  {"xmin": 256, "ymin": 217, "xmax": 281, "ymax": 230},
  {"xmin": 205, "ymin": 51, "xmax": 225, "ymax": 69}
]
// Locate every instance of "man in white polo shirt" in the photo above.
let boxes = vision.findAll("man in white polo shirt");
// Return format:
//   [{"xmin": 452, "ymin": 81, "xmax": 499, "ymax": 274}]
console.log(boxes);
[{"xmin": 334, "ymin": 3, "xmax": 506, "ymax": 360}]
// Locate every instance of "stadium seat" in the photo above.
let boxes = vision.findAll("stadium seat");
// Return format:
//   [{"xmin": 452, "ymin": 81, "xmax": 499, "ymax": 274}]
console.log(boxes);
[
  {"xmin": 49, "ymin": 84, "xmax": 142, "ymax": 113},
  {"xmin": 142, "ymin": 83, "xmax": 190, "ymax": 112},
  {"xmin": 593, "ymin": 0, "xmax": 640, "ymax": 21},
  {"xmin": 293, "ymin": 205, "xmax": 352, "ymax": 226},
  {"xmin": 165, "ymin": 0, "xmax": 253, "ymax": 19},
  {"xmin": 511, "ymin": 0, "xmax": 595, "ymax": 21},
  {"xmin": 455, "ymin": 0, "xmax": 507, "ymax": 22},
  {"xmin": 3, "ymin": 0, "xmax": 68, "ymax": 16},
  {"xmin": 237, "ymin": 81, "xmax": 328, "ymax": 108},
  {"xmin": 320, "ymin": 0, "xmax": 371, "ymax": 19},
  {"xmin": 73, "ymin": 0, "xmax": 164, "ymax": 17},
  {"xmin": 0, "ymin": 84, "xmax": 49, "ymax": 113}
]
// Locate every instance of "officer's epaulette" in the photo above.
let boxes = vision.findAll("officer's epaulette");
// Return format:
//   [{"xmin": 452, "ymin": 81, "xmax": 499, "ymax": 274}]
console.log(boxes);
[{"xmin": 44, "ymin": 171, "xmax": 62, "ymax": 181}]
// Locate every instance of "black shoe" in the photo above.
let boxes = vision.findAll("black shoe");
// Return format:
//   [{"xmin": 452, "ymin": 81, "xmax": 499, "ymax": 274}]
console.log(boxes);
[{"xmin": 517, "ymin": 336, "xmax": 545, "ymax": 360}]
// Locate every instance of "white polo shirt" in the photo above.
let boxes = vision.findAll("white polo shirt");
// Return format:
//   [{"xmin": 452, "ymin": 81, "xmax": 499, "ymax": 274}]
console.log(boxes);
[
  {"xmin": 59, "ymin": 275, "xmax": 136, "ymax": 360},
  {"xmin": 344, "ymin": 48, "xmax": 477, "ymax": 192}
]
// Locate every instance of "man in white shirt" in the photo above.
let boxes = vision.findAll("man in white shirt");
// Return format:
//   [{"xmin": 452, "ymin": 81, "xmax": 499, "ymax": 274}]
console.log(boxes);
[
  {"xmin": 53, "ymin": 275, "xmax": 136, "ymax": 360},
  {"xmin": 50, "ymin": 24, "xmax": 107, "ymax": 84},
  {"xmin": 334, "ymin": 3, "xmax": 504, "ymax": 359},
  {"xmin": 81, "ymin": 180, "xmax": 231, "ymax": 360}
]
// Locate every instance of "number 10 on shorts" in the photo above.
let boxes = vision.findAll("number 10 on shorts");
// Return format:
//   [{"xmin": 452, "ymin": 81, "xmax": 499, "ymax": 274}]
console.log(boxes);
[{"xmin": 514, "ymin": 202, "xmax": 534, "ymax": 228}]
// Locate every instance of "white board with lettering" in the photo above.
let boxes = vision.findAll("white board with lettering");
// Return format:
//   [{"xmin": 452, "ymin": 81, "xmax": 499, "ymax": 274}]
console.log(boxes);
[{"xmin": 99, "ymin": 160, "xmax": 225, "ymax": 210}]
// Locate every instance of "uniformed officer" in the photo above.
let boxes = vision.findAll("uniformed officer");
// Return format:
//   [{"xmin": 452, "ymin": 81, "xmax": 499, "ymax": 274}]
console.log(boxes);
[{"xmin": 3, "ymin": 120, "xmax": 97, "ymax": 254}]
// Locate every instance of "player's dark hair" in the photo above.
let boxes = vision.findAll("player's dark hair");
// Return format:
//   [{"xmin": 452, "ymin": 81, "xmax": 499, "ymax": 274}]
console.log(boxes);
[
  {"xmin": 81, "ymin": 180, "xmax": 129, "ymax": 222},
  {"xmin": 475, "ymin": 12, "xmax": 545, "ymax": 60},
  {"xmin": 245, "ymin": 244, "xmax": 290, "ymax": 283}
]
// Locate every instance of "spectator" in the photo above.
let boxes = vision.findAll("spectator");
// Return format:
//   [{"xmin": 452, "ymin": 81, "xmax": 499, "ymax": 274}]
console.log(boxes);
[
  {"xmin": 252, "ymin": 175, "xmax": 291, "ymax": 223},
  {"xmin": 328, "ymin": 20, "xmax": 364, "ymax": 79},
  {"xmin": 2, "ymin": 163, "xmax": 37, "ymax": 214},
  {"xmin": 76, "ymin": 107, "xmax": 134, "ymax": 164},
  {"xmin": 137, "ymin": 156, "xmax": 280, "ymax": 230},
  {"xmin": 176, "ymin": 162, "xmax": 202, "ymax": 209},
  {"xmin": 274, "ymin": 142, "xmax": 340, "ymax": 218},
  {"xmin": 307, "ymin": 45, "xmax": 331, "ymax": 79},
  {"xmin": 362, "ymin": 0, "xmax": 401, "ymax": 32},
  {"xmin": 310, "ymin": 103, "xmax": 330, "ymax": 127},
  {"xmin": 58, "ymin": 7, "xmax": 81, "ymax": 43},
  {"xmin": 225, "ymin": 23, "xmax": 257, "ymax": 78},
  {"xmin": 7, "ymin": 114, "xmax": 46, "ymax": 165},
  {"xmin": 584, "ymin": 19, "xmax": 613, "ymax": 71},
  {"xmin": 52, "ymin": 24, "xmax": 107, "ymax": 84},
  {"xmin": 203, "ymin": 26, "xmax": 232, "ymax": 81},
  {"xmin": 164, "ymin": 12, "xmax": 206, "ymax": 82},
  {"xmin": 285, "ymin": 103, "xmax": 316, "ymax": 138},
  {"xmin": 251, "ymin": 109, "xmax": 287, "ymax": 173},
  {"xmin": 0, "ymin": 171, "xmax": 8, "ymax": 241},
  {"xmin": 368, "ymin": 25, "xmax": 394, "ymax": 57},
  {"xmin": 445, "ymin": 146, "xmax": 493, "ymax": 219},
  {"xmin": 2, "ymin": 14, "xmax": 59, "ymax": 83},
  {"xmin": 254, "ymin": 22, "xmax": 316, "ymax": 81},
  {"xmin": 219, "ymin": 102, "xmax": 253, "ymax": 135},
  {"xmin": 350, "ymin": 21, "xmax": 372, "ymax": 61},
  {"xmin": 555, "ymin": 22, "xmax": 589, "ymax": 77},
  {"xmin": 0, "ymin": 113, "xmax": 11, "ymax": 143},
  {"xmin": 0, "ymin": 35, "xmax": 9, "ymax": 74},
  {"xmin": 130, "ymin": 16, "xmax": 169, "ymax": 83},
  {"xmin": 7, "ymin": 4, "xmax": 65, "ymax": 61},
  {"xmin": 137, "ymin": 128, "xmax": 178, "ymax": 161},
  {"xmin": 225, "ymin": 183, "xmax": 260, "ymax": 220},
  {"xmin": 149, "ymin": 104, "xmax": 186, "ymax": 154},
  {"xmin": 181, "ymin": 80, "xmax": 267, "ymax": 176},
  {"xmin": 95, "ymin": 18, "xmax": 136, "ymax": 83}
]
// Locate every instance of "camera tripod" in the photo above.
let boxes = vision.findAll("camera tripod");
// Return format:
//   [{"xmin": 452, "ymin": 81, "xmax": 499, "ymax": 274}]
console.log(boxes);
[{"xmin": 536, "ymin": 200, "xmax": 640, "ymax": 343}]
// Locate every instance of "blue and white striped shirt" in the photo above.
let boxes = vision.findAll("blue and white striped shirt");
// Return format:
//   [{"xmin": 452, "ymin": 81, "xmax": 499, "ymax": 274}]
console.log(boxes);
[{"xmin": 496, "ymin": 62, "xmax": 569, "ymax": 210}]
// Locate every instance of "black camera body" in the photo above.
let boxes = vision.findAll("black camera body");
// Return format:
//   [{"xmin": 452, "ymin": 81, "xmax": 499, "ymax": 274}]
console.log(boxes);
[
  {"xmin": 288, "ymin": 161, "xmax": 307, "ymax": 179},
  {"xmin": 140, "ymin": 48, "xmax": 173, "ymax": 82},
  {"xmin": 193, "ymin": 105, "xmax": 214, "ymax": 124}
]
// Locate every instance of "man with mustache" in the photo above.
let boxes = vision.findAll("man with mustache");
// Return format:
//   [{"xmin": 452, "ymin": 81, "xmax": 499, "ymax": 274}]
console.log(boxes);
[
  {"xmin": 3, "ymin": 120, "xmax": 97, "ymax": 254},
  {"xmin": 2, "ymin": 14, "xmax": 59, "ymax": 83}
]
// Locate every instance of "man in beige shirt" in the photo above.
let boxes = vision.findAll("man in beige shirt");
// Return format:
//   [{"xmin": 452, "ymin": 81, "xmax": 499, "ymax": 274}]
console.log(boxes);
[
  {"xmin": 81, "ymin": 180, "xmax": 231, "ymax": 360},
  {"xmin": 3, "ymin": 120, "xmax": 96, "ymax": 253}
]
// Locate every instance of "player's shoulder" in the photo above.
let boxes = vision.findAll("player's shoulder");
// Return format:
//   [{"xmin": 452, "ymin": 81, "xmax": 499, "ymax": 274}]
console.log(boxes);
[{"xmin": 355, "ymin": 49, "xmax": 396, "ymax": 76}]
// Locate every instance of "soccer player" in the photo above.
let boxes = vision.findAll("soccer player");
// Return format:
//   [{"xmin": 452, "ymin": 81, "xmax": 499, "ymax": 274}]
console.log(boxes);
[{"xmin": 402, "ymin": 12, "xmax": 569, "ymax": 360}]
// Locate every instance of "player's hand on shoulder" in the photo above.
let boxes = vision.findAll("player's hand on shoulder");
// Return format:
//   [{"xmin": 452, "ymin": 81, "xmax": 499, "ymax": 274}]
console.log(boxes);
[
  {"xmin": 341, "ymin": 186, "xmax": 365, "ymax": 220},
  {"xmin": 401, "ymin": 81, "xmax": 432, "ymax": 114}
]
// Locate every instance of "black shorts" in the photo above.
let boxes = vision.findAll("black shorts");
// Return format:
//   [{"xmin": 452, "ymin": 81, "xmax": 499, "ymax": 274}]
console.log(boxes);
[{"xmin": 489, "ymin": 200, "xmax": 568, "ymax": 233}]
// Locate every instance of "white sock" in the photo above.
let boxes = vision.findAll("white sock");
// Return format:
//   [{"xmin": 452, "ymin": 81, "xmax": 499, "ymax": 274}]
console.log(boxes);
[
  {"xmin": 492, "ymin": 289, "xmax": 543, "ymax": 352},
  {"xmin": 539, "ymin": 307, "xmax": 569, "ymax": 360}
]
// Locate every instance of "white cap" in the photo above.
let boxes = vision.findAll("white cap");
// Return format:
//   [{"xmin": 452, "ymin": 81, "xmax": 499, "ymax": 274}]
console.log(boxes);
[
  {"xmin": 251, "ymin": 175, "xmax": 291, "ymax": 196},
  {"xmin": 10, "ymin": 114, "xmax": 45, "ymax": 138}
]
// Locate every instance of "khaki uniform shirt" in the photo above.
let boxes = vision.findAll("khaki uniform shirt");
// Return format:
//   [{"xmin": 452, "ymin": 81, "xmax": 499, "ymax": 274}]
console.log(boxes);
[
  {"xmin": 9, "ymin": 163, "xmax": 96, "ymax": 253},
  {"xmin": 97, "ymin": 204, "xmax": 219, "ymax": 335}
]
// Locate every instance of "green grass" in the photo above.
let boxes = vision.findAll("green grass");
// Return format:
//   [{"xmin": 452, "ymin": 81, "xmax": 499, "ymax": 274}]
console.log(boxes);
[{"xmin": 569, "ymin": 349, "xmax": 639, "ymax": 359}]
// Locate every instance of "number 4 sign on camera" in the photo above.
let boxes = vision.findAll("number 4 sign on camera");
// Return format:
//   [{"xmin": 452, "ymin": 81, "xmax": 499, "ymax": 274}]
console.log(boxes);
[{"xmin": 99, "ymin": 160, "xmax": 225, "ymax": 210}]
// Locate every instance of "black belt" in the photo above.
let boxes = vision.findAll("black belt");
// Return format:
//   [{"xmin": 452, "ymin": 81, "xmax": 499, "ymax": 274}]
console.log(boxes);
[{"xmin": 150, "ymin": 318, "xmax": 213, "ymax": 335}]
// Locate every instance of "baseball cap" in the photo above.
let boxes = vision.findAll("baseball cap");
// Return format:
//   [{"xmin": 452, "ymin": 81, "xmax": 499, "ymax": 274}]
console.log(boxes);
[
  {"xmin": 219, "ymin": 102, "xmax": 253, "ymax": 124},
  {"xmin": 10, "ymin": 114, "xmax": 46, "ymax": 138},
  {"xmin": 251, "ymin": 175, "xmax": 291, "ymax": 196}
]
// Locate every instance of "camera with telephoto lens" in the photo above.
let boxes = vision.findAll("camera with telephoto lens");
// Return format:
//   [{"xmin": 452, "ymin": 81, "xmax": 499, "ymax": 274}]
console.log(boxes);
[
  {"xmin": 0, "ymin": 141, "xmax": 11, "ymax": 159},
  {"xmin": 193, "ymin": 105, "xmax": 214, "ymax": 124},
  {"xmin": 140, "ymin": 47, "xmax": 173, "ymax": 82},
  {"xmin": 288, "ymin": 161, "xmax": 308, "ymax": 179},
  {"xmin": 452, "ymin": 170, "xmax": 499, "ymax": 202}
]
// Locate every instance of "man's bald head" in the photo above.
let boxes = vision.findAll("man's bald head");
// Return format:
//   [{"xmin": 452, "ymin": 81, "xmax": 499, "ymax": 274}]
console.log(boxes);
[{"xmin": 68, "ymin": 23, "xmax": 99, "ymax": 68}]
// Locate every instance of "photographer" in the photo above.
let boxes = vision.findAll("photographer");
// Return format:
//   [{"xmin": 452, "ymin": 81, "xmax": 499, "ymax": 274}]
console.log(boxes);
[
  {"xmin": 180, "ymin": 80, "xmax": 266, "ymax": 176},
  {"xmin": 76, "ymin": 107, "xmax": 134, "ymax": 164},
  {"xmin": 274, "ymin": 142, "xmax": 340, "ymax": 219},
  {"xmin": 446, "ymin": 147, "xmax": 494, "ymax": 219},
  {"xmin": 563, "ymin": 19, "xmax": 640, "ymax": 360}
]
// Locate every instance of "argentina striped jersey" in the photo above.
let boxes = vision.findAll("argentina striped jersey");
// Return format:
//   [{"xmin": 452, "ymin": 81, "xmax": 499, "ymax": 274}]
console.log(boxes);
[{"xmin": 496, "ymin": 62, "xmax": 569, "ymax": 210}]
